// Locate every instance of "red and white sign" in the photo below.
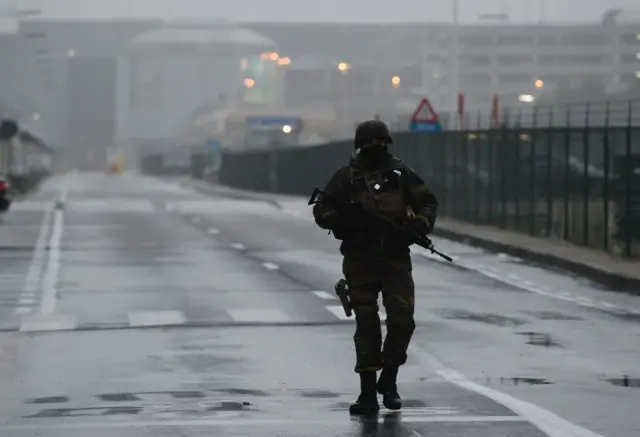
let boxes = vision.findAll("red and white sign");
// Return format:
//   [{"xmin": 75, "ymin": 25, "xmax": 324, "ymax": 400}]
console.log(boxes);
[{"xmin": 410, "ymin": 98, "xmax": 440, "ymax": 123}]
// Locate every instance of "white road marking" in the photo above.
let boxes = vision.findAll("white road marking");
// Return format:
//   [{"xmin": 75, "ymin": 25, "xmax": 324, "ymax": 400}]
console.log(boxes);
[
  {"xmin": 230, "ymin": 243, "xmax": 245, "ymax": 250},
  {"xmin": 208, "ymin": 228, "xmax": 220, "ymax": 235},
  {"xmin": 19, "ymin": 297, "xmax": 37, "ymax": 305},
  {"xmin": 227, "ymin": 308, "xmax": 290, "ymax": 323},
  {"xmin": 22, "ymin": 197, "xmax": 55, "ymax": 297},
  {"xmin": 0, "ymin": 415, "xmax": 528, "ymax": 430},
  {"xmin": 39, "ymin": 208, "xmax": 64, "ymax": 315},
  {"xmin": 325, "ymin": 305, "xmax": 387, "ymax": 322},
  {"xmin": 19, "ymin": 315, "xmax": 78, "ymax": 332},
  {"xmin": 446, "ymin": 260, "xmax": 638, "ymax": 315},
  {"xmin": 14, "ymin": 307, "xmax": 32, "ymax": 315},
  {"xmin": 37, "ymin": 179, "xmax": 68, "ymax": 316},
  {"xmin": 66, "ymin": 199, "xmax": 155, "ymax": 213},
  {"xmin": 312, "ymin": 290, "xmax": 336, "ymax": 300},
  {"xmin": 262, "ymin": 262, "xmax": 279, "ymax": 271},
  {"xmin": 127, "ymin": 311, "xmax": 186, "ymax": 327},
  {"xmin": 436, "ymin": 369, "xmax": 605, "ymax": 437}
]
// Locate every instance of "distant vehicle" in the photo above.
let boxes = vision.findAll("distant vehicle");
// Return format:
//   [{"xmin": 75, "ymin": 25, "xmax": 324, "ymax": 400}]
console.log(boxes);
[{"xmin": 0, "ymin": 175, "xmax": 12, "ymax": 213}]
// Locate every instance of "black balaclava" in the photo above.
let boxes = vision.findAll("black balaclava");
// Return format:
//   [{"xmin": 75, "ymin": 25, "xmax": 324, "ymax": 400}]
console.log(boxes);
[
  {"xmin": 353, "ymin": 120, "xmax": 393, "ymax": 169},
  {"xmin": 356, "ymin": 142, "xmax": 390, "ymax": 169}
]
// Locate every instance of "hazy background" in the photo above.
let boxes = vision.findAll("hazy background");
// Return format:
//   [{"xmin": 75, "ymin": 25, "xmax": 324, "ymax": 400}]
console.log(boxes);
[{"xmin": 10, "ymin": 0, "xmax": 640, "ymax": 22}]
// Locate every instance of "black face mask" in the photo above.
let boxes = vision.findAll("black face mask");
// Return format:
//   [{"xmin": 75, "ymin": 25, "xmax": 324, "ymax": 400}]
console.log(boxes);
[{"xmin": 358, "ymin": 145, "xmax": 389, "ymax": 169}]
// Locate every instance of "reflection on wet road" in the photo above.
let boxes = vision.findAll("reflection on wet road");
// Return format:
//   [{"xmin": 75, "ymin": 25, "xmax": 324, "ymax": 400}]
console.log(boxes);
[{"xmin": 0, "ymin": 172, "xmax": 636, "ymax": 436}]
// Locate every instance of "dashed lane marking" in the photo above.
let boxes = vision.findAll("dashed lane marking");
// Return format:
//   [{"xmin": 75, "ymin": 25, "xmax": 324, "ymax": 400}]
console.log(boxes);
[
  {"xmin": 226, "ymin": 308, "xmax": 290, "ymax": 323},
  {"xmin": 19, "ymin": 315, "xmax": 78, "ymax": 332},
  {"xmin": 312, "ymin": 291, "xmax": 336, "ymax": 300},
  {"xmin": 128, "ymin": 311, "xmax": 186, "ymax": 328},
  {"xmin": 14, "ymin": 307, "xmax": 32, "ymax": 315},
  {"xmin": 208, "ymin": 228, "xmax": 219, "ymax": 235},
  {"xmin": 262, "ymin": 262, "xmax": 279, "ymax": 271},
  {"xmin": 230, "ymin": 243, "xmax": 245, "ymax": 250},
  {"xmin": 325, "ymin": 305, "xmax": 387, "ymax": 322},
  {"xmin": 414, "ymin": 251, "xmax": 640, "ymax": 316},
  {"xmin": 18, "ymin": 297, "xmax": 37, "ymax": 305}
]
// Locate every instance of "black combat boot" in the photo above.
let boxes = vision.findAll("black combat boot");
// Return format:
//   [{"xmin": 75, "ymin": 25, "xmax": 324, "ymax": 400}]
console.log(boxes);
[
  {"xmin": 349, "ymin": 372, "xmax": 380, "ymax": 415},
  {"xmin": 377, "ymin": 367, "xmax": 402, "ymax": 410}
]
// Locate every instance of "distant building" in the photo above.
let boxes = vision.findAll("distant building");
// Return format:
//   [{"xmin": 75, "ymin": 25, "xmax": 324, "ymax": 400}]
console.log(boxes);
[
  {"xmin": 244, "ymin": 9, "xmax": 640, "ymax": 124},
  {"xmin": 14, "ymin": 18, "xmax": 160, "ymax": 169},
  {"xmin": 119, "ymin": 19, "xmax": 276, "ymax": 154}
]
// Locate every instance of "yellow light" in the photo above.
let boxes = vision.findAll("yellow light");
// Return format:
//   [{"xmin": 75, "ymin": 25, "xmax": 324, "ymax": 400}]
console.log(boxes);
[
  {"xmin": 338, "ymin": 62, "xmax": 350, "ymax": 72},
  {"xmin": 391, "ymin": 75, "xmax": 401, "ymax": 86},
  {"xmin": 243, "ymin": 78, "xmax": 255, "ymax": 88},
  {"xmin": 535, "ymin": 79, "xmax": 544, "ymax": 88},
  {"xmin": 260, "ymin": 52, "xmax": 271, "ymax": 60},
  {"xmin": 270, "ymin": 52, "xmax": 280, "ymax": 61},
  {"xmin": 277, "ymin": 57, "xmax": 291, "ymax": 66}
]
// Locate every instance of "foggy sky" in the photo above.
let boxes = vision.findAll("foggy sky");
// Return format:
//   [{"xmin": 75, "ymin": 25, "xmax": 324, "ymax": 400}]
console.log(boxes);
[{"xmin": 9, "ymin": 0, "xmax": 640, "ymax": 23}]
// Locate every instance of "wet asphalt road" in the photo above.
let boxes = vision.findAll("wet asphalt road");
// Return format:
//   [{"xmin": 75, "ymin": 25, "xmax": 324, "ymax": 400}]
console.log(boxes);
[{"xmin": 0, "ymin": 172, "xmax": 638, "ymax": 436}]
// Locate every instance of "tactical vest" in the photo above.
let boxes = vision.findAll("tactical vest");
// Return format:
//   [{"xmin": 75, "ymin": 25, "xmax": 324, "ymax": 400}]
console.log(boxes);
[{"xmin": 348, "ymin": 164, "xmax": 411, "ymax": 221}]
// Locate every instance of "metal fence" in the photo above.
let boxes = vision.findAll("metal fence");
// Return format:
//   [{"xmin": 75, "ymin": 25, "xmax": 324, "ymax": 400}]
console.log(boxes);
[
  {"xmin": 387, "ymin": 98, "xmax": 640, "ymax": 132},
  {"xmin": 217, "ymin": 123, "xmax": 640, "ymax": 259}
]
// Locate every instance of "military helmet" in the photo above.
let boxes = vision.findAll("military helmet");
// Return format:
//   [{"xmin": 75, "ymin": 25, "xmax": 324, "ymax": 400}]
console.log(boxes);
[{"xmin": 354, "ymin": 120, "xmax": 393, "ymax": 149}]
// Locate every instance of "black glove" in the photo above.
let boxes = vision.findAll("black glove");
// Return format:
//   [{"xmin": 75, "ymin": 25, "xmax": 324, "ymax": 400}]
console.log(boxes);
[
  {"xmin": 320, "ymin": 210, "xmax": 340, "ymax": 229},
  {"xmin": 340, "ymin": 210, "xmax": 362, "ymax": 230},
  {"xmin": 407, "ymin": 216, "xmax": 431, "ymax": 236}
]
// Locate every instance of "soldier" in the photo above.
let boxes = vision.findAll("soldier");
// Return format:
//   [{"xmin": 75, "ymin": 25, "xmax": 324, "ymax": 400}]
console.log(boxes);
[{"xmin": 312, "ymin": 120, "xmax": 438, "ymax": 415}]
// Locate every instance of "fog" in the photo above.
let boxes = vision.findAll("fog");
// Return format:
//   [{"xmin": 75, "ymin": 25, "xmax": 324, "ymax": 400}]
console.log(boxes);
[
  {"xmin": 13, "ymin": 0, "xmax": 640, "ymax": 23},
  {"xmin": 0, "ymin": 0, "xmax": 638, "ymax": 170}
]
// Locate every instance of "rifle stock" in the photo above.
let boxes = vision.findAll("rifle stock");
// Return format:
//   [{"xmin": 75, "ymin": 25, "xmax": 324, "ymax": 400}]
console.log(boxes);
[{"xmin": 309, "ymin": 188, "xmax": 453, "ymax": 263}]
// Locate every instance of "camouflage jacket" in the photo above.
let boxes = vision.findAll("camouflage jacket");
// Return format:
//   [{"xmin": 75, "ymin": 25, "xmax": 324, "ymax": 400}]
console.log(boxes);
[{"xmin": 313, "ymin": 155, "xmax": 438, "ymax": 257}]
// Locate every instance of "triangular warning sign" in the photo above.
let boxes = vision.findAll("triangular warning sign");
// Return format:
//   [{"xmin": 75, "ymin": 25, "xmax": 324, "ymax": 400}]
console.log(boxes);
[{"xmin": 411, "ymin": 98, "xmax": 439, "ymax": 123}]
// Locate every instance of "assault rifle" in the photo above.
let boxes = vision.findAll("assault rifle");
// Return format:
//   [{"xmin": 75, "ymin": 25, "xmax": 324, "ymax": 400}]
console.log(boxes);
[{"xmin": 308, "ymin": 187, "xmax": 453, "ymax": 263}]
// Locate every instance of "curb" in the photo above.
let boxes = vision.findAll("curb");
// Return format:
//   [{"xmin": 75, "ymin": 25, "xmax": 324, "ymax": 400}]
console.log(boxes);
[
  {"xmin": 431, "ymin": 226, "xmax": 640, "ymax": 294},
  {"xmin": 183, "ymin": 179, "xmax": 640, "ymax": 294}
]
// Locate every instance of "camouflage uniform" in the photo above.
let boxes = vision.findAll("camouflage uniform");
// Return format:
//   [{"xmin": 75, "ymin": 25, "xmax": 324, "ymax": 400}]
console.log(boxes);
[{"xmin": 313, "ymin": 120, "xmax": 438, "ymax": 415}]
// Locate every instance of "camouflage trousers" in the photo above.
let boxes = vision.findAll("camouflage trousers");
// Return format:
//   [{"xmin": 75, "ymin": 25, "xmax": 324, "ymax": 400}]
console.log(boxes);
[{"xmin": 342, "ymin": 253, "xmax": 416, "ymax": 373}]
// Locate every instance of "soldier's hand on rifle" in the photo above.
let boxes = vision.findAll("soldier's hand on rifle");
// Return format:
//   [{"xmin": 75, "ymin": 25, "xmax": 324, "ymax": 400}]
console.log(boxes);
[
  {"xmin": 407, "ymin": 216, "xmax": 431, "ymax": 236},
  {"xmin": 340, "ymin": 209, "xmax": 362, "ymax": 231},
  {"xmin": 320, "ymin": 210, "xmax": 341, "ymax": 229}
]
